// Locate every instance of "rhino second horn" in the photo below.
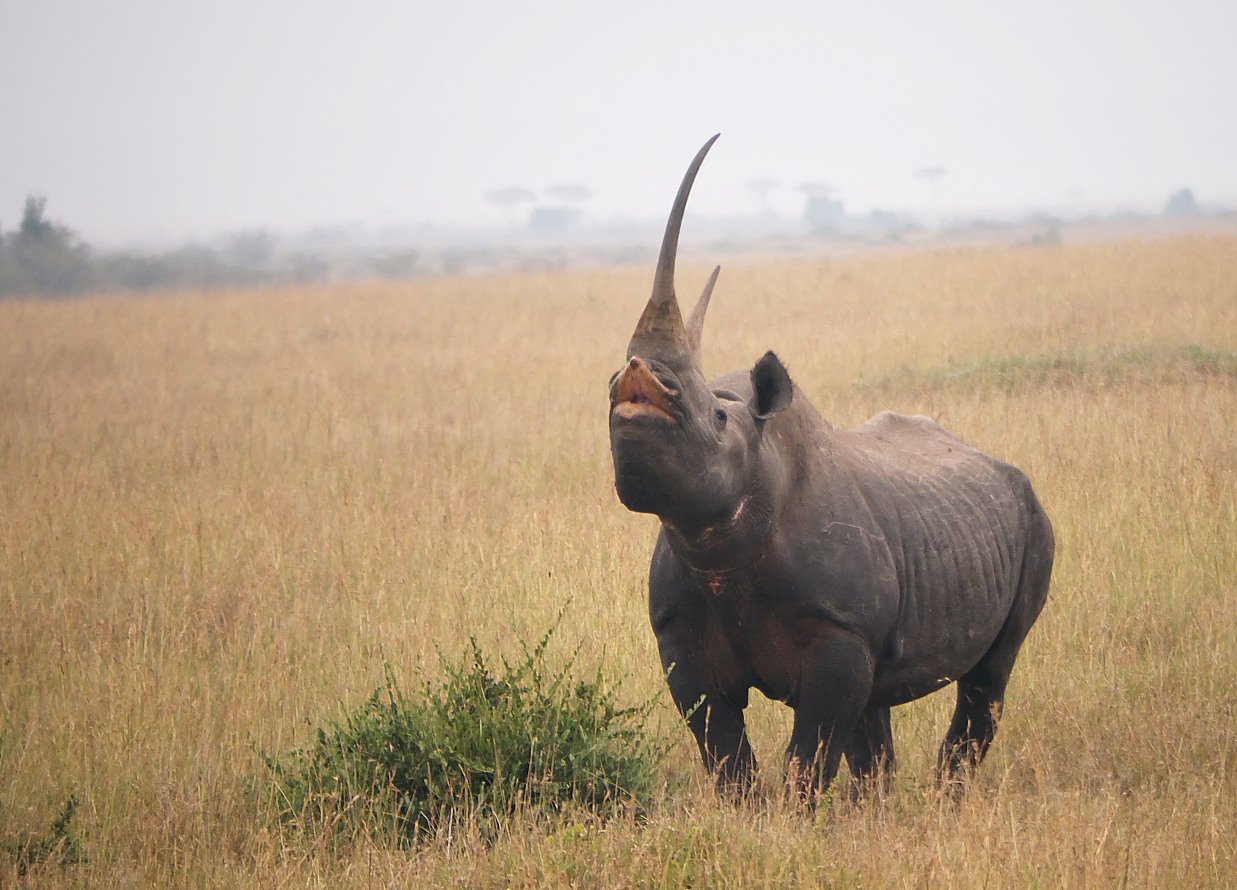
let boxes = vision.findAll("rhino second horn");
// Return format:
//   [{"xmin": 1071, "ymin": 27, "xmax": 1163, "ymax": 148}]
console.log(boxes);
[{"xmin": 686, "ymin": 265, "xmax": 720, "ymax": 368}]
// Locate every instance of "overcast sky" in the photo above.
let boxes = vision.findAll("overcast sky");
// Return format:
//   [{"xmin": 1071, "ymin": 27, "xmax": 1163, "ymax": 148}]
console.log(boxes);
[{"xmin": 2, "ymin": 0, "xmax": 1235, "ymax": 245}]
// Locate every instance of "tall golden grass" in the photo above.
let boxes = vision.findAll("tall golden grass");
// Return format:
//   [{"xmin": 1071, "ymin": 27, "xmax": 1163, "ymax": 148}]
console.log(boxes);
[{"xmin": 2, "ymin": 234, "xmax": 1235, "ymax": 886}]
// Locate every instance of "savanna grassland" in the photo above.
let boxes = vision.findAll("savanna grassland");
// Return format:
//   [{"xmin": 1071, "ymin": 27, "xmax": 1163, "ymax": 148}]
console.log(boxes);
[{"xmin": 2, "ymin": 233, "xmax": 1236, "ymax": 887}]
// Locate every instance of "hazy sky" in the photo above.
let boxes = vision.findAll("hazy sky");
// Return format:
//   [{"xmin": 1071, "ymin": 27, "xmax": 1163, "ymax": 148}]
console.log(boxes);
[{"xmin": 3, "ymin": 0, "xmax": 1235, "ymax": 245}]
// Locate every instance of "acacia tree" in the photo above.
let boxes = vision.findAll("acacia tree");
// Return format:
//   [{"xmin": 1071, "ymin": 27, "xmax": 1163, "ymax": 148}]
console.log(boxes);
[
  {"xmin": 747, "ymin": 179, "xmax": 778, "ymax": 214},
  {"xmin": 485, "ymin": 187, "xmax": 536, "ymax": 226},
  {"xmin": 1165, "ymin": 188, "xmax": 1198, "ymax": 217},
  {"xmin": 20, "ymin": 196, "xmax": 55, "ymax": 239},
  {"xmin": 916, "ymin": 167, "xmax": 947, "ymax": 228},
  {"xmin": 544, "ymin": 184, "xmax": 592, "ymax": 205}
]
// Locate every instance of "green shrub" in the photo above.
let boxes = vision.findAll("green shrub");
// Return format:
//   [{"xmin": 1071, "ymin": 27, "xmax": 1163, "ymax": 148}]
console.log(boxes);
[
  {"xmin": 6, "ymin": 796, "xmax": 85, "ymax": 875},
  {"xmin": 266, "ymin": 629, "xmax": 671, "ymax": 845}
]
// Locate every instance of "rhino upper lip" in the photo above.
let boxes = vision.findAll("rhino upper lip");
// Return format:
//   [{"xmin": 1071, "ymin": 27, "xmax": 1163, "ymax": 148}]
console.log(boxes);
[{"xmin": 611, "ymin": 356, "xmax": 679, "ymax": 422}]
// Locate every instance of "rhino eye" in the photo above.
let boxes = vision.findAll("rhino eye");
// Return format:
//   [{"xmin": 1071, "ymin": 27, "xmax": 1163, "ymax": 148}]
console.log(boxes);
[{"xmin": 715, "ymin": 407, "xmax": 728, "ymax": 429}]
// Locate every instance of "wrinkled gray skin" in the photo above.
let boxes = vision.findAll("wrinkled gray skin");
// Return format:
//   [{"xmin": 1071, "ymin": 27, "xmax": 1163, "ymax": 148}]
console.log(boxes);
[{"xmin": 608, "ymin": 136, "xmax": 1054, "ymax": 799}]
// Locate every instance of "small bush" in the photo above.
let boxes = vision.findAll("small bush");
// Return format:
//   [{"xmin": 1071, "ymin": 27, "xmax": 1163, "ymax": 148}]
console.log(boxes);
[
  {"xmin": 266, "ymin": 628, "xmax": 670, "ymax": 845},
  {"xmin": 6, "ymin": 796, "xmax": 85, "ymax": 875}
]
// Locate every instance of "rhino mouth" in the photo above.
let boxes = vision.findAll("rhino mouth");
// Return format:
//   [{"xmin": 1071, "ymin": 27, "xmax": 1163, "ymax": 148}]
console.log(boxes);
[{"xmin": 610, "ymin": 356, "xmax": 679, "ymax": 423}]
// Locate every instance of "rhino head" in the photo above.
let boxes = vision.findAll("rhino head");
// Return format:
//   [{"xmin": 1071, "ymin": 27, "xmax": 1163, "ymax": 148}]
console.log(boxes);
[{"xmin": 609, "ymin": 135, "xmax": 794, "ymax": 532}]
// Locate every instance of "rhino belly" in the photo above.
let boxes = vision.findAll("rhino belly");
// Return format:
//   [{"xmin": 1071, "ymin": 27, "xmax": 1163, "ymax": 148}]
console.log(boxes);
[{"xmin": 869, "ymin": 533, "xmax": 1023, "ymax": 706}]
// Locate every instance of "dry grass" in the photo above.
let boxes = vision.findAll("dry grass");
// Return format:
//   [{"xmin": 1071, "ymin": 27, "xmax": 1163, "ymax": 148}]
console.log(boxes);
[{"xmin": 2, "ymin": 235, "xmax": 1236, "ymax": 886}]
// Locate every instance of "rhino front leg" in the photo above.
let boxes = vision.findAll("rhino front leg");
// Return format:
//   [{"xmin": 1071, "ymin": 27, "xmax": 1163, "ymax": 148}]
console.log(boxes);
[
  {"xmin": 689, "ymin": 694, "xmax": 757, "ymax": 795},
  {"xmin": 785, "ymin": 626, "xmax": 875, "ymax": 802},
  {"xmin": 659, "ymin": 636, "xmax": 757, "ymax": 795}
]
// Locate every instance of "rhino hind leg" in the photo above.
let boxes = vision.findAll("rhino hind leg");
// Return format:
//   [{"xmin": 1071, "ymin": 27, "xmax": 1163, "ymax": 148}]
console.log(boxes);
[
  {"xmin": 936, "ymin": 673, "xmax": 1006, "ymax": 794},
  {"xmin": 936, "ymin": 612, "xmax": 1037, "ymax": 795},
  {"xmin": 937, "ymin": 526, "xmax": 1053, "ymax": 794}
]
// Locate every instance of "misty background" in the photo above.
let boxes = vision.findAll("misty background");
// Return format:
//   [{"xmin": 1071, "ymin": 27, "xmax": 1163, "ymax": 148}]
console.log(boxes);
[{"xmin": 2, "ymin": 0, "xmax": 1235, "ymax": 291}]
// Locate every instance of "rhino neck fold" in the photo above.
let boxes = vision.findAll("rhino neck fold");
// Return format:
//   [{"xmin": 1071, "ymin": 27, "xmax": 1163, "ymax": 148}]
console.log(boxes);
[{"xmin": 661, "ymin": 488, "xmax": 778, "ymax": 582}]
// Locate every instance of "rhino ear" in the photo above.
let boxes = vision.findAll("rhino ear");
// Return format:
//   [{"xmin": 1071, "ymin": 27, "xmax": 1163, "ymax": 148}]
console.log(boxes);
[{"xmin": 749, "ymin": 351, "xmax": 793, "ymax": 420}]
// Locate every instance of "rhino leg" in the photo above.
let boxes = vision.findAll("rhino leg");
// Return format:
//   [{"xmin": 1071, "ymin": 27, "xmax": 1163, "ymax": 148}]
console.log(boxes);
[
  {"xmin": 785, "ymin": 626, "xmax": 875, "ymax": 802},
  {"xmin": 845, "ymin": 704, "xmax": 896, "ymax": 799},
  {"xmin": 936, "ymin": 674, "xmax": 1005, "ymax": 795},
  {"xmin": 691, "ymin": 697, "xmax": 757, "ymax": 796},
  {"xmin": 937, "ymin": 535, "xmax": 1052, "ymax": 794},
  {"xmin": 659, "ymin": 636, "xmax": 757, "ymax": 795}
]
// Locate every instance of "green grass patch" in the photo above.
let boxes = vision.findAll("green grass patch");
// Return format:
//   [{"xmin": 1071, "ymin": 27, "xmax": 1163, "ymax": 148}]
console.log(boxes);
[
  {"xmin": 265, "ymin": 627, "xmax": 672, "ymax": 846},
  {"xmin": 866, "ymin": 343, "xmax": 1237, "ymax": 395}
]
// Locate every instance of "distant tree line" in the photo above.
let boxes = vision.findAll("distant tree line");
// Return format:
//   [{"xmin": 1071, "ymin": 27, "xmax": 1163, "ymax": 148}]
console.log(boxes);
[
  {"xmin": 3, "ymin": 186, "xmax": 1216, "ymax": 299},
  {"xmin": 0, "ymin": 196, "xmax": 297, "ymax": 298}
]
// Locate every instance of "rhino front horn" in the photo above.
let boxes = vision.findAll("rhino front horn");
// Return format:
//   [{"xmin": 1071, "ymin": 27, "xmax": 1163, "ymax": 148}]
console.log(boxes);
[{"xmin": 626, "ymin": 134, "xmax": 721, "ymax": 369}]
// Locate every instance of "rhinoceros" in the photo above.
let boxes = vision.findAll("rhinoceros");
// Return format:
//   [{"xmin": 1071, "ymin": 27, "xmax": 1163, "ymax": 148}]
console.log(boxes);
[{"xmin": 608, "ymin": 135, "xmax": 1054, "ymax": 798}]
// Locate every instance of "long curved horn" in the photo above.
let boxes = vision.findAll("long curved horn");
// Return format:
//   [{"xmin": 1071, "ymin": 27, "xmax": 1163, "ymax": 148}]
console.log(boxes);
[
  {"xmin": 686, "ymin": 265, "xmax": 720, "ymax": 368},
  {"xmin": 627, "ymin": 134, "xmax": 720, "ymax": 365}
]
